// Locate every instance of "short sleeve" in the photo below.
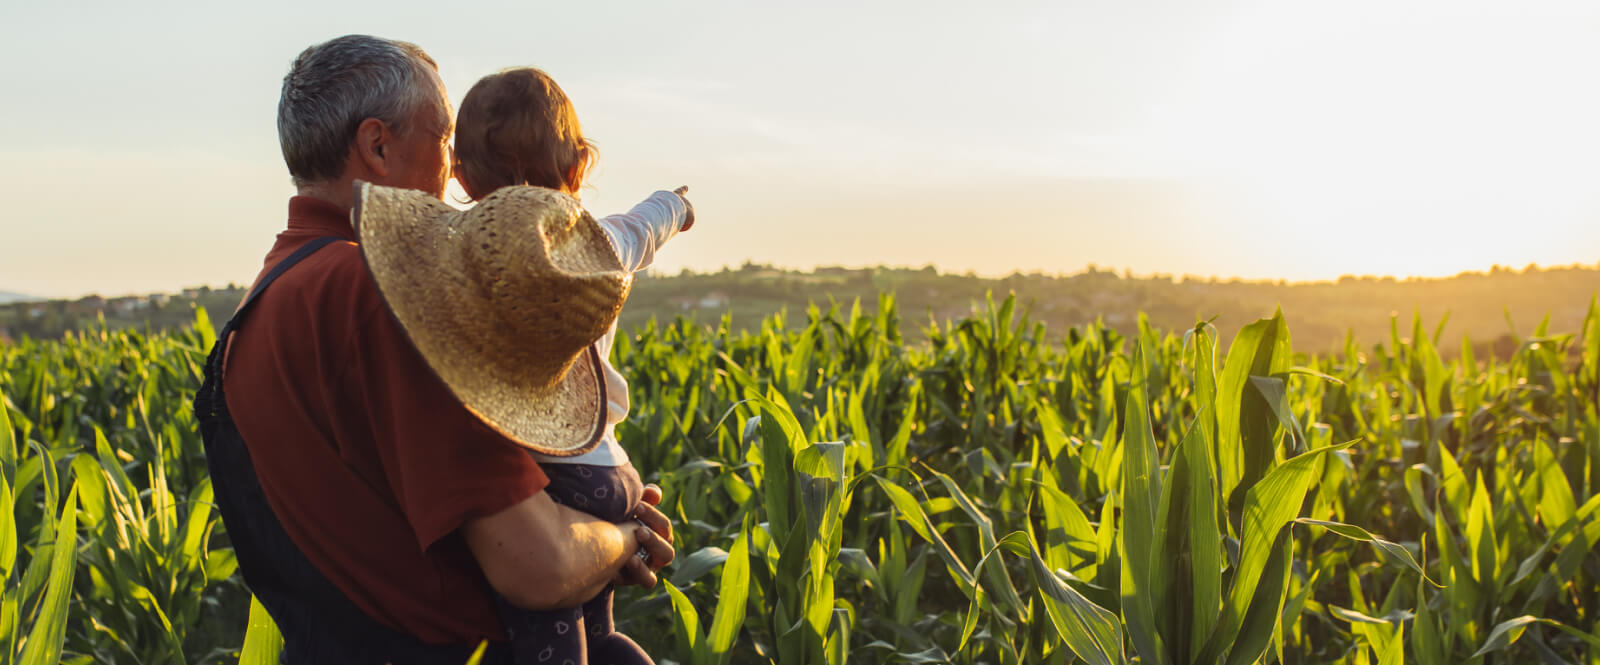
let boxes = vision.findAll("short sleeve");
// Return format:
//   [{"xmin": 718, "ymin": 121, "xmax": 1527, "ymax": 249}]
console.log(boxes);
[{"xmin": 348, "ymin": 283, "xmax": 550, "ymax": 551}]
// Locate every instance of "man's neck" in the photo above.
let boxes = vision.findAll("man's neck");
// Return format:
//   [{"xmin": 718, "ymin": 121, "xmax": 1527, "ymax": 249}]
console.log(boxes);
[{"xmin": 297, "ymin": 178, "xmax": 358, "ymax": 212}]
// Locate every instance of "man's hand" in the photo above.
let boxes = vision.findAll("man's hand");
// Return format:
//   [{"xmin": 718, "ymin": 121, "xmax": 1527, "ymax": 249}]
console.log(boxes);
[
  {"xmin": 617, "ymin": 484, "xmax": 675, "ymax": 588},
  {"xmin": 673, "ymin": 186, "xmax": 695, "ymax": 232}
]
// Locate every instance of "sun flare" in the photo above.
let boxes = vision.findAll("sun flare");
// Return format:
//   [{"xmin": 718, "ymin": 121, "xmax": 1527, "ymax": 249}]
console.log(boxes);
[{"xmin": 1145, "ymin": 2, "xmax": 1600, "ymax": 280}]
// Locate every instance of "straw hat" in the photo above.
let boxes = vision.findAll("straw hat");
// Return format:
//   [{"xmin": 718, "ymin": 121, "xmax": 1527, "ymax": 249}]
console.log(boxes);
[{"xmin": 353, "ymin": 181, "xmax": 630, "ymax": 456}]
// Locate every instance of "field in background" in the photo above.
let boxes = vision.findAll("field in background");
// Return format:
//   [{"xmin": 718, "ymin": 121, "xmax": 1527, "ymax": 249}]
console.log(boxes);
[
  {"xmin": 2, "ymin": 295, "xmax": 1597, "ymax": 664},
  {"xmin": 5, "ymin": 262, "xmax": 1598, "ymax": 357}
]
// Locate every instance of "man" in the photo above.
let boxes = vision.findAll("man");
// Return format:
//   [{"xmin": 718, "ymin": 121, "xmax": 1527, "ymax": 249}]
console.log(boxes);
[{"xmin": 197, "ymin": 34, "xmax": 673, "ymax": 661}]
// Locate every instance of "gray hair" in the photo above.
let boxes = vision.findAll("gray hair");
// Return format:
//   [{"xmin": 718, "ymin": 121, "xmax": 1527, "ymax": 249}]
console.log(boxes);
[{"xmin": 277, "ymin": 35, "xmax": 443, "ymax": 186}]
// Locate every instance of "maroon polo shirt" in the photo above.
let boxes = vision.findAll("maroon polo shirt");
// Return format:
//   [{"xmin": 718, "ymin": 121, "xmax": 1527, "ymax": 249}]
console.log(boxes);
[{"xmin": 223, "ymin": 195, "xmax": 550, "ymax": 643}]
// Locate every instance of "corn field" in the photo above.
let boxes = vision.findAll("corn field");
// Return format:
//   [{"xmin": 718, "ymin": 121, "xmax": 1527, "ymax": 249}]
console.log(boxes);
[{"xmin": 2, "ymin": 295, "xmax": 1598, "ymax": 664}]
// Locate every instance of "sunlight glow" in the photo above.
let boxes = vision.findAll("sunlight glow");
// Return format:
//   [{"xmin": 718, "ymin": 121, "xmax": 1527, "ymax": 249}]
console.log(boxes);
[
  {"xmin": 5, "ymin": 2, "xmax": 1600, "ymax": 296},
  {"xmin": 1146, "ymin": 2, "xmax": 1600, "ymax": 280}
]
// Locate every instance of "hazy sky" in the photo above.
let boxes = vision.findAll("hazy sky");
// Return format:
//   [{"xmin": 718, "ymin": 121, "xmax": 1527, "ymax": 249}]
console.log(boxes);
[{"xmin": 3, "ymin": 1, "xmax": 1599, "ymax": 298}]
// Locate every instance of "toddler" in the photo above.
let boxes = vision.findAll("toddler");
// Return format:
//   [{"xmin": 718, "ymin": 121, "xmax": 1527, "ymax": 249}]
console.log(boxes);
[{"xmin": 453, "ymin": 66, "xmax": 692, "ymax": 665}]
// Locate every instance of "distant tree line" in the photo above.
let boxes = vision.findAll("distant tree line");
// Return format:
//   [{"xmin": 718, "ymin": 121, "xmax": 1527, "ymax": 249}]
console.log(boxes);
[{"xmin": 4, "ymin": 263, "xmax": 1597, "ymax": 358}]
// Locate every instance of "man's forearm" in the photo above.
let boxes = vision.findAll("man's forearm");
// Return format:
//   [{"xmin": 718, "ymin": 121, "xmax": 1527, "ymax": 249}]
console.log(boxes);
[
  {"xmin": 463, "ymin": 490, "xmax": 636, "ymax": 610},
  {"xmin": 545, "ymin": 503, "xmax": 634, "ymax": 606}
]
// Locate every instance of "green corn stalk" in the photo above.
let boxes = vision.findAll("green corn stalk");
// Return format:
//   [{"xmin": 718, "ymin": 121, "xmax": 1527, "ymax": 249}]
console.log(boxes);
[{"xmin": 5, "ymin": 292, "xmax": 1600, "ymax": 664}]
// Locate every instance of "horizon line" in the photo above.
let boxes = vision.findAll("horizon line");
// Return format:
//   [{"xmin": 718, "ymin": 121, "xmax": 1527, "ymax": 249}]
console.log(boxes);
[{"xmin": 8, "ymin": 259, "xmax": 1600, "ymax": 304}]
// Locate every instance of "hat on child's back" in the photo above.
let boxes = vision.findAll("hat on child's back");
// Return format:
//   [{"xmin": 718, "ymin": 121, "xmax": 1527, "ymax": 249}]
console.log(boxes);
[{"xmin": 353, "ymin": 181, "xmax": 629, "ymax": 456}]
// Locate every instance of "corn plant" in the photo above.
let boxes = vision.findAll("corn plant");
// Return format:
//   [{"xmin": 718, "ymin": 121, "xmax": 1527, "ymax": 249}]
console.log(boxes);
[
  {"xmin": 3, "ymin": 383, "xmax": 82, "ymax": 664},
  {"xmin": 4, "ymin": 294, "xmax": 1599, "ymax": 664}
]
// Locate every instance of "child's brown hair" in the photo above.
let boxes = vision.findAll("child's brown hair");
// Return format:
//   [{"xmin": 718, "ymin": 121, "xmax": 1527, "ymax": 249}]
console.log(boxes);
[{"xmin": 454, "ymin": 67, "xmax": 595, "ymax": 200}]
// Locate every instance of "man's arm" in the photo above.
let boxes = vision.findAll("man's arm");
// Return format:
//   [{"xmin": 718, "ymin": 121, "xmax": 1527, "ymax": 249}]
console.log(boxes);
[{"xmin": 462, "ymin": 489, "xmax": 673, "ymax": 610}]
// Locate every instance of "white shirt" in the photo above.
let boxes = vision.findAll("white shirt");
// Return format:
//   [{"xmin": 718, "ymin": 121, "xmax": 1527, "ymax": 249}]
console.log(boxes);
[{"xmin": 532, "ymin": 191, "xmax": 687, "ymax": 465}]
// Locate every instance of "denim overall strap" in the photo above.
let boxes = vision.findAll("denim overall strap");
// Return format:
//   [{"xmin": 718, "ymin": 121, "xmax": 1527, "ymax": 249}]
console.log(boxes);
[
  {"xmin": 194, "ymin": 236, "xmax": 509, "ymax": 664},
  {"xmin": 193, "ymin": 235, "xmax": 342, "ymax": 419}
]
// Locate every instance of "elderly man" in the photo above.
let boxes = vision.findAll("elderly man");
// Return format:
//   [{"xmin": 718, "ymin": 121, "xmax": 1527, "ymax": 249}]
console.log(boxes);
[{"xmin": 192, "ymin": 34, "xmax": 673, "ymax": 663}]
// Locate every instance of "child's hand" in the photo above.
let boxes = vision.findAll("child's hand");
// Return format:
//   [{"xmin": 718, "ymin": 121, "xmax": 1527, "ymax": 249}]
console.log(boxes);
[{"xmin": 673, "ymin": 186, "xmax": 695, "ymax": 232}]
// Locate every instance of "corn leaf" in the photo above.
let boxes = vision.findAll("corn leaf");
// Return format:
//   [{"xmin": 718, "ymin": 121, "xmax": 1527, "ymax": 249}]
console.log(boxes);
[
  {"xmin": 1197, "ymin": 440, "xmax": 1353, "ymax": 664},
  {"xmin": 1471, "ymin": 616, "xmax": 1600, "ymax": 659},
  {"xmin": 238, "ymin": 596, "xmax": 284, "ymax": 665},
  {"xmin": 704, "ymin": 520, "xmax": 752, "ymax": 665},
  {"xmin": 1294, "ymin": 519, "xmax": 1435, "ymax": 585},
  {"xmin": 18, "ymin": 484, "xmax": 78, "ymax": 665},
  {"xmin": 994, "ymin": 531, "xmax": 1124, "ymax": 665},
  {"xmin": 1119, "ymin": 340, "xmax": 1170, "ymax": 665},
  {"xmin": 663, "ymin": 580, "xmax": 705, "ymax": 659}
]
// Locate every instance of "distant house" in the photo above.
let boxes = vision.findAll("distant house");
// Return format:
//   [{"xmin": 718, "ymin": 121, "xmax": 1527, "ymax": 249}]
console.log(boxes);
[
  {"xmin": 109, "ymin": 296, "xmax": 149, "ymax": 315},
  {"xmin": 28, "ymin": 304, "xmax": 47, "ymax": 318},
  {"xmin": 68, "ymin": 295, "xmax": 105, "ymax": 315},
  {"xmin": 181, "ymin": 288, "xmax": 202, "ymax": 299},
  {"xmin": 698, "ymin": 291, "xmax": 730, "ymax": 309},
  {"xmin": 148, "ymin": 293, "xmax": 170, "ymax": 306}
]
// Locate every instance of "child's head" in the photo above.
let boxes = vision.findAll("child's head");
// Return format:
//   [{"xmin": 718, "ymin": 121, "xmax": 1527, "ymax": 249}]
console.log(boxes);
[{"xmin": 454, "ymin": 67, "xmax": 594, "ymax": 201}]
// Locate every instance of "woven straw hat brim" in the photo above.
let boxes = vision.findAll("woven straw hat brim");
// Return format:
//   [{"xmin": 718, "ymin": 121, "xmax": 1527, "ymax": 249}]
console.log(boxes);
[{"xmin": 353, "ymin": 182, "xmax": 629, "ymax": 456}]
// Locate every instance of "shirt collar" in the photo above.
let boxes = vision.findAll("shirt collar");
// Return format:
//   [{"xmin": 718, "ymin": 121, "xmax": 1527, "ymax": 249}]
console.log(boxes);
[{"xmin": 286, "ymin": 196, "xmax": 358, "ymax": 241}]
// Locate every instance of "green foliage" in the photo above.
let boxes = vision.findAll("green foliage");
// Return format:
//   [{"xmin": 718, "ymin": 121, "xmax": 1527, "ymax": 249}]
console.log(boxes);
[
  {"xmin": 236, "ymin": 597, "xmax": 282, "ymax": 665},
  {"xmin": 2, "ymin": 295, "xmax": 1597, "ymax": 664},
  {"xmin": 613, "ymin": 296, "xmax": 1599, "ymax": 664},
  {"xmin": 2, "ymin": 319, "xmax": 246, "ymax": 663}
]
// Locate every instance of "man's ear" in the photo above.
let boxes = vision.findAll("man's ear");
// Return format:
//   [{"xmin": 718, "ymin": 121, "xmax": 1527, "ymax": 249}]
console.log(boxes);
[{"xmin": 354, "ymin": 118, "xmax": 392, "ymax": 178}]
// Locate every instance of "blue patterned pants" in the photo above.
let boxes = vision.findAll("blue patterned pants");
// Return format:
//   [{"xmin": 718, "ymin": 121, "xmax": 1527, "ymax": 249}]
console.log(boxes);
[{"xmin": 498, "ymin": 462, "xmax": 653, "ymax": 665}]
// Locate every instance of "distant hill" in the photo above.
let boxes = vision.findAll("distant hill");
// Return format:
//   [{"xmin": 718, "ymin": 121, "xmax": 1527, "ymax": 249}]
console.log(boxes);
[
  {"xmin": 0, "ymin": 291, "xmax": 37, "ymax": 305},
  {"xmin": 4, "ymin": 264, "xmax": 1599, "ymax": 357},
  {"xmin": 616, "ymin": 262, "xmax": 1600, "ymax": 358}
]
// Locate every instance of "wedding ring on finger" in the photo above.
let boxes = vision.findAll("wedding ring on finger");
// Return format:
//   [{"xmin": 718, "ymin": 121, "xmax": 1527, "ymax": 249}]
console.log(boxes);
[{"xmin": 631, "ymin": 515, "xmax": 658, "ymax": 566}]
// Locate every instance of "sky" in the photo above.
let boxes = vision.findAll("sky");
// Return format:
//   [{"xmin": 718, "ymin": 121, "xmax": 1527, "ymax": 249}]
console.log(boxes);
[{"xmin": 3, "ymin": 0, "xmax": 1599, "ymax": 298}]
